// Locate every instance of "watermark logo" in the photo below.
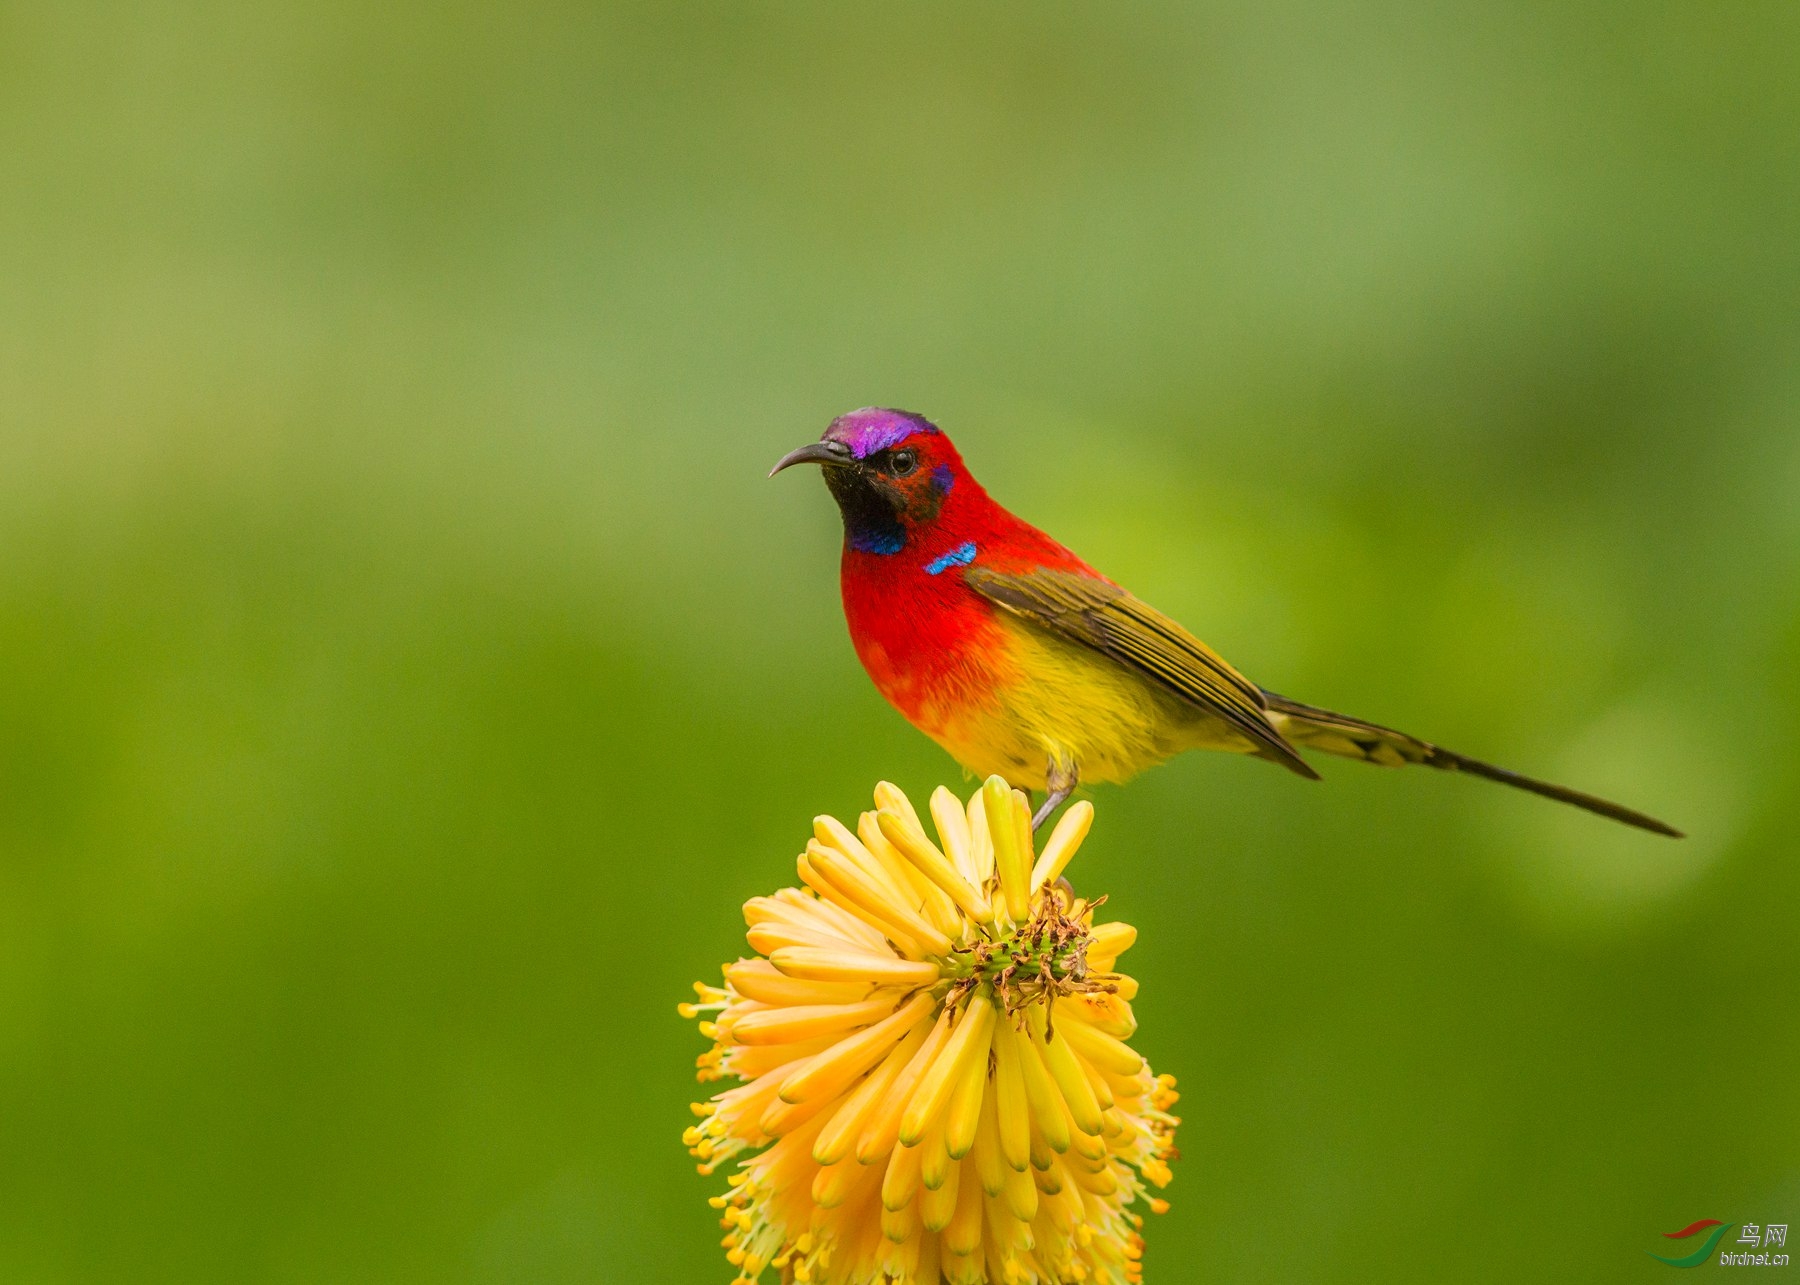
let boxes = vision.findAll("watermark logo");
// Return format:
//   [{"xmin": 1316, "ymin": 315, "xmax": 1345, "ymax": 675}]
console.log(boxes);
[{"xmin": 1649, "ymin": 1220, "xmax": 1789, "ymax": 1269}]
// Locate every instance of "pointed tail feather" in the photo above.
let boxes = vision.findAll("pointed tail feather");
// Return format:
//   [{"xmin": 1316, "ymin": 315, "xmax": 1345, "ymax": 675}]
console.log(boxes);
[{"xmin": 1262, "ymin": 693, "xmax": 1683, "ymax": 838}]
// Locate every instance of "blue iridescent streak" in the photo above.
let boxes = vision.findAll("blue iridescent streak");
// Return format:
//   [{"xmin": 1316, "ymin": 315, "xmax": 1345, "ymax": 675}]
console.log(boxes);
[
  {"xmin": 924, "ymin": 542, "xmax": 977, "ymax": 575},
  {"xmin": 851, "ymin": 528, "xmax": 906, "ymax": 556},
  {"xmin": 931, "ymin": 464, "xmax": 955, "ymax": 492}
]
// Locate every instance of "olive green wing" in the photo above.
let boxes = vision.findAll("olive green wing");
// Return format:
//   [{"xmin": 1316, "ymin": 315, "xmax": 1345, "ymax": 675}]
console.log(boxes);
[{"xmin": 963, "ymin": 565, "xmax": 1319, "ymax": 779}]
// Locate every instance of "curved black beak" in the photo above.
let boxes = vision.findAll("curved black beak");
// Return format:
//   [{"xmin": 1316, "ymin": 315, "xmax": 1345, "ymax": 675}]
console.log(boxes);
[{"xmin": 769, "ymin": 439, "xmax": 854, "ymax": 477}]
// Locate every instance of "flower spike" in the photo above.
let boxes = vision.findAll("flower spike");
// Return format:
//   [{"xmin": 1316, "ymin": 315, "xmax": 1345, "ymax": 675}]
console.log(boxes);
[{"xmin": 683, "ymin": 778, "xmax": 1179, "ymax": 1285}]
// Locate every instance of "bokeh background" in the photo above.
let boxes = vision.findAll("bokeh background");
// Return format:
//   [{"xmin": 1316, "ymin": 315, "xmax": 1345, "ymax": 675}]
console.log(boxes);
[{"xmin": 2, "ymin": 3, "xmax": 1796, "ymax": 1282}]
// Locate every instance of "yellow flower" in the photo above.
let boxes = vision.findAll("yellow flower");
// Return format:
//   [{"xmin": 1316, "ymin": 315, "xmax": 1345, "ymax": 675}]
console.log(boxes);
[{"xmin": 682, "ymin": 777, "xmax": 1180, "ymax": 1285}]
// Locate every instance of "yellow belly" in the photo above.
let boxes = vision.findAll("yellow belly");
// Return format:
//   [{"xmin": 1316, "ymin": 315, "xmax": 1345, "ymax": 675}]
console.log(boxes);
[{"xmin": 919, "ymin": 616, "xmax": 1260, "ymax": 789}]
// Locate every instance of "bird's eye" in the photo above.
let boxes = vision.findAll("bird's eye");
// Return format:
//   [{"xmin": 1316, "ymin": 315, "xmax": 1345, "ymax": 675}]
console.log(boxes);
[{"xmin": 890, "ymin": 449, "xmax": 918, "ymax": 476}]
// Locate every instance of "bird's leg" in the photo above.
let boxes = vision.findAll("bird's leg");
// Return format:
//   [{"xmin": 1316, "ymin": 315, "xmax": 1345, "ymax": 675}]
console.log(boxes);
[{"xmin": 1032, "ymin": 758, "xmax": 1078, "ymax": 831}]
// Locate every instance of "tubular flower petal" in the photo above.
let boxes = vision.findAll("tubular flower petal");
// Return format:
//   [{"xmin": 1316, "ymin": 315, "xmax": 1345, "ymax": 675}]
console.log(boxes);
[{"xmin": 684, "ymin": 780, "xmax": 1179, "ymax": 1285}]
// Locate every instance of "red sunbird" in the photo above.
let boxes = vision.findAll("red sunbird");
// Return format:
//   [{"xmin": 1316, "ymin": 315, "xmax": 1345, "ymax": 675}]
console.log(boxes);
[{"xmin": 771, "ymin": 407, "xmax": 1680, "ymax": 837}]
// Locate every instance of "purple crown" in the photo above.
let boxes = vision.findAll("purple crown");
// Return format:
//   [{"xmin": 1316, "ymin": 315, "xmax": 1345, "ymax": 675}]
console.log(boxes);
[{"xmin": 823, "ymin": 408, "xmax": 939, "ymax": 459}]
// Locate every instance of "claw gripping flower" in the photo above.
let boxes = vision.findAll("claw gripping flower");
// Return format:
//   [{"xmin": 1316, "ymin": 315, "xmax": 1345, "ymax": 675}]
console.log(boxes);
[{"xmin": 682, "ymin": 778, "xmax": 1180, "ymax": 1285}]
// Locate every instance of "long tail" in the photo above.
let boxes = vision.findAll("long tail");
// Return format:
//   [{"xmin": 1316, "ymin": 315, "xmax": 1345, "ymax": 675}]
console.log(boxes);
[{"xmin": 1262, "ymin": 692, "xmax": 1683, "ymax": 837}]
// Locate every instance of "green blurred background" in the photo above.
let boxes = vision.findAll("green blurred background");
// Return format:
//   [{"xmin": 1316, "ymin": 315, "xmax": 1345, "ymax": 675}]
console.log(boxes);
[{"xmin": 2, "ymin": 3, "xmax": 1796, "ymax": 1281}]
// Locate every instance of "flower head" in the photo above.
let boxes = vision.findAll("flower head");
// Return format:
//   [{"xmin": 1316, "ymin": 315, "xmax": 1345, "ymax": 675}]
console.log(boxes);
[{"xmin": 682, "ymin": 778, "xmax": 1179, "ymax": 1285}]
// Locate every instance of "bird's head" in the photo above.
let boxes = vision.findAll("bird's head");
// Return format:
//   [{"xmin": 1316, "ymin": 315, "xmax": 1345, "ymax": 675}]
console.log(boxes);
[{"xmin": 770, "ymin": 408, "xmax": 972, "ymax": 555}]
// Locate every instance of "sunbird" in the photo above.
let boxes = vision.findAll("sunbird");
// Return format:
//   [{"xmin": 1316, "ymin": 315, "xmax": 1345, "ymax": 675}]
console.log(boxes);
[{"xmin": 772, "ymin": 407, "xmax": 1680, "ymax": 837}]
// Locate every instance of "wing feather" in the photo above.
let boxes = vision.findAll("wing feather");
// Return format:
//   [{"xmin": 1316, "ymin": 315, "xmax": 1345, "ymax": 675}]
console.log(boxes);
[{"xmin": 963, "ymin": 566, "xmax": 1317, "ymax": 778}]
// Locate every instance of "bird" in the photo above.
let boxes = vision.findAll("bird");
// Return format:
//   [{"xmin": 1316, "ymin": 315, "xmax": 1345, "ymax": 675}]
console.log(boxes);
[{"xmin": 770, "ymin": 407, "xmax": 1681, "ymax": 837}]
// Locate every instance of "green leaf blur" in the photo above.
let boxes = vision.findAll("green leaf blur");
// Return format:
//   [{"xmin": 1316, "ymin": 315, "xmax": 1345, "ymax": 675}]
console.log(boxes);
[{"xmin": 0, "ymin": 3, "xmax": 1795, "ymax": 1282}]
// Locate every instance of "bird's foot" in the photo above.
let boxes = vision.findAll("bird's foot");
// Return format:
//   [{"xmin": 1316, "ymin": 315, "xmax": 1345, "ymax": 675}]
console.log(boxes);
[{"xmin": 1032, "ymin": 758, "xmax": 1079, "ymax": 831}]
